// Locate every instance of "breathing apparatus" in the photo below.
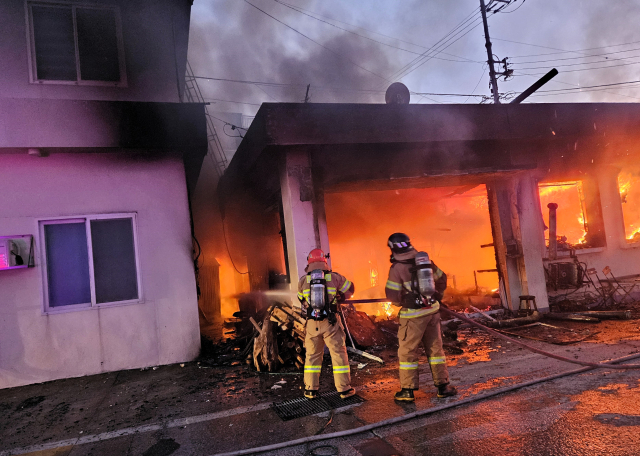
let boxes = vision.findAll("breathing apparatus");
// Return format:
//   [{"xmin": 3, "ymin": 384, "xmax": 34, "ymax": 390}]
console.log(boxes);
[{"xmin": 304, "ymin": 249, "xmax": 338, "ymax": 324}]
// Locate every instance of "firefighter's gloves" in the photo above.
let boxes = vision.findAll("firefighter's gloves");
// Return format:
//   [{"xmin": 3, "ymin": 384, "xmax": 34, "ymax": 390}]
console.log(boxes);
[{"xmin": 431, "ymin": 291, "xmax": 443, "ymax": 303}]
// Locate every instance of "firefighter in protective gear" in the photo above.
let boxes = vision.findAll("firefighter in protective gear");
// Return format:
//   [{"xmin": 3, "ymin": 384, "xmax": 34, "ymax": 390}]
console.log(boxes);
[
  {"xmin": 385, "ymin": 233, "xmax": 457, "ymax": 402},
  {"xmin": 298, "ymin": 248, "xmax": 356, "ymax": 400}
]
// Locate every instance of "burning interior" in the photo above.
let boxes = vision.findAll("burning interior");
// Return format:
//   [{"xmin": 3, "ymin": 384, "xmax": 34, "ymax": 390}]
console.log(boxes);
[{"xmin": 325, "ymin": 185, "xmax": 498, "ymax": 316}]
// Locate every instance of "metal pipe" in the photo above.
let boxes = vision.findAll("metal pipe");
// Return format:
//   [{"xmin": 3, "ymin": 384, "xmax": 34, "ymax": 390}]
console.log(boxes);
[
  {"xmin": 547, "ymin": 202, "xmax": 558, "ymax": 260},
  {"xmin": 510, "ymin": 68, "xmax": 559, "ymax": 104}
]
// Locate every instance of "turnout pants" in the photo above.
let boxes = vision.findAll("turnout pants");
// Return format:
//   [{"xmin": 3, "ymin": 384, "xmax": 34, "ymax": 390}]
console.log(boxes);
[
  {"xmin": 398, "ymin": 311, "xmax": 449, "ymax": 389},
  {"xmin": 304, "ymin": 318, "xmax": 351, "ymax": 392}
]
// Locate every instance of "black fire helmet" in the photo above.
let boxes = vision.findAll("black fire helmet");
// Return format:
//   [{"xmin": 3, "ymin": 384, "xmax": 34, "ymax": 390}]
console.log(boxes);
[{"xmin": 387, "ymin": 232, "xmax": 412, "ymax": 253}]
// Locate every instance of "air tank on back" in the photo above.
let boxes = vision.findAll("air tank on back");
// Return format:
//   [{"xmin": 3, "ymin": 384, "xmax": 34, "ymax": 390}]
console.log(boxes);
[{"xmin": 414, "ymin": 251, "xmax": 436, "ymax": 296}]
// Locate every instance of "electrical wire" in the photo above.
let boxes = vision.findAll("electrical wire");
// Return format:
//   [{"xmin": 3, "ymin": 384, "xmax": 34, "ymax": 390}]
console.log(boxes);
[
  {"xmin": 208, "ymin": 114, "xmax": 248, "ymax": 132},
  {"xmin": 464, "ymin": 67, "xmax": 487, "ymax": 103},
  {"xmin": 395, "ymin": 17, "xmax": 484, "ymax": 83},
  {"xmin": 535, "ymin": 79, "xmax": 640, "ymax": 93},
  {"xmin": 205, "ymin": 98, "xmax": 263, "ymax": 106},
  {"xmin": 497, "ymin": 37, "xmax": 640, "ymax": 58},
  {"xmin": 222, "ymin": 215, "xmax": 249, "ymax": 275},
  {"xmin": 379, "ymin": 7, "xmax": 481, "ymax": 85},
  {"xmin": 498, "ymin": 0, "xmax": 527, "ymax": 14},
  {"xmin": 516, "ymin": 59, "xmax": 640, "ymax": 75},
  {"xmin": 384, "ymin": 9, "xmax": 483, "ymax": 85},
  {"xmin": 510, "ymin": 46, "xmax": 640, "ymax": 65},
  {"xmin": 273, "ymin": 0, "xmax": 482, "ymax": 64},
  {"xmin": 244, "ymin": 0, "xmax": 388, "ymax": 82},
  {"xmin": 507, "ymin": 39, "xmax": 640, "ymax": 59}
]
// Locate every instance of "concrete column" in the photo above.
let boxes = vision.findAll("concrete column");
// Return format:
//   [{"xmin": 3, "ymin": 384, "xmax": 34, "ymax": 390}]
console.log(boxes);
[
  {"xmin": 280, "ymin": 150, "xmax": 329, "ymax": 294},
  {"xmin": 489, "ymin": 178, "xmax": 523, "ymax": 312},
  {"xmin": 516, "ymin": 173, "xmax": 549, "ymax": 311},
  {"xmin": 596, "ymin": 166, "xmax": 626, "ymax": 249}
]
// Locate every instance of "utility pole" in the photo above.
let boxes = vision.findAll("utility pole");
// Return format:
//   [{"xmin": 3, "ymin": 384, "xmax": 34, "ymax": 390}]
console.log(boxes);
[{"xmin": 480, "ymin": 0, "xmax": 500, "ymax": 104}]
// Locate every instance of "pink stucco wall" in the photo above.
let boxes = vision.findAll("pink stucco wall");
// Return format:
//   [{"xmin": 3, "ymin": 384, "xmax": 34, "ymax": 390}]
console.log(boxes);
[
  {"xmin": 0, "ymin": 152, "xmax": 200, "ymax": 389},
  {"xmin": 0, "ymin": 0, "xmax": 189, "ymax": 103}
]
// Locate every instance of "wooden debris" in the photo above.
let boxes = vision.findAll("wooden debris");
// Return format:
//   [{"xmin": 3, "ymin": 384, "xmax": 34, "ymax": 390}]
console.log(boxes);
[
  {"xmin": 485, "ymin": 311, "xmax": 542, "ymax": 328},
  {"xmin": 567, "ymin": 310, "xmax": 632, "ymax": 320},
  {"xmin": 253, "ymin": 316, "xmax": 278, "ymax": 372},
  {"xmin": 544, "ymin": 313, "xmax": 600, "ymax": 323}
]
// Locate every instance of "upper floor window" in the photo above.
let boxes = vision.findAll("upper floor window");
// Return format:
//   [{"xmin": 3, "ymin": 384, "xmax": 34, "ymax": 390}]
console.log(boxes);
[{"xmin": 27, "ymin": 2, "xmax": 126, "ymax": 85}]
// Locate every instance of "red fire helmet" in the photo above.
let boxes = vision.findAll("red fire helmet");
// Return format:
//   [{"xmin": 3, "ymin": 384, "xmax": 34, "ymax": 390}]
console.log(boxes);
[{"xmin": 307, "ymin": 248, "xmax": 327, "ymax": 264}]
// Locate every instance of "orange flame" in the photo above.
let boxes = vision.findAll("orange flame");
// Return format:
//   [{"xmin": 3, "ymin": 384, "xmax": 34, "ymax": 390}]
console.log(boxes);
[
  {"xmin": 618, "ymin": 171, "xmax": 640, "ymax": 242},
  {"xmin": 538, "ymin": 181, "xmax": 587, "ymax": 245},
  {"xmin": 376, "ymin": 302, "xmax": 393, "ymax": 319}
]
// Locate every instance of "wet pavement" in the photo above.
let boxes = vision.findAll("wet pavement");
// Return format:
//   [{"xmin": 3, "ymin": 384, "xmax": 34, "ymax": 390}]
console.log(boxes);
[{"xmin": 1, "ymin": 318, "xmax": 640, "ymax": 456}]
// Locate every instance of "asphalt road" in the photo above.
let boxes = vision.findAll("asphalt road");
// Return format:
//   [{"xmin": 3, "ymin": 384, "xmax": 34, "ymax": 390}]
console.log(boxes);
[{"xmin": 1, "ymin": 322, "xmax": 639, "ymax": 456}]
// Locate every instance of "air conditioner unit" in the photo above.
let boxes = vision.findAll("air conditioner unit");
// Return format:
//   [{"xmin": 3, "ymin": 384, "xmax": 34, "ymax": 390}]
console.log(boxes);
[
  {"xmin": 0, "ymin": 239, "xmax": 21, "ymax": 268},
  {"xmin": 547, "ymin": 262, "xmax": 582, "ymax": 289}
]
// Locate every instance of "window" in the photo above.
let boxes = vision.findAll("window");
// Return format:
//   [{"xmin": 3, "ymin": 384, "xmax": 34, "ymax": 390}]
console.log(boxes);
[
  {"xmin": 39, "ymin": 214, "xmax": 141, "ymax": 311},
  {"xmin": 618, "ymin": 169, "xmax": 640, "ymax": 243},
  {"xmin": 27, "ymin": 2, "xmax": 126, "ymax": 85}
]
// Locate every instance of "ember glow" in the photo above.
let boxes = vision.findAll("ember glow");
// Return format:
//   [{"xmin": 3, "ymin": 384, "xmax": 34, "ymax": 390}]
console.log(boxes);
[
  {"xmin": 538, "ymin": 181, "xmax": 587, "ymax": 245},
  {"xmin": 618, "ymin": 171, "xmax": 640, "ymax": 242}
]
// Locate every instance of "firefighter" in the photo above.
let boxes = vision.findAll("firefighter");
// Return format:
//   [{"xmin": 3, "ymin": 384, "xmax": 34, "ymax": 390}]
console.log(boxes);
[
  {"xmin": 298, "ymin": 248, "xmax": 356, "ymax": 400},
  {"xmin": 385, "ymin": 233, "xmax": 457, "ymax": 402}
]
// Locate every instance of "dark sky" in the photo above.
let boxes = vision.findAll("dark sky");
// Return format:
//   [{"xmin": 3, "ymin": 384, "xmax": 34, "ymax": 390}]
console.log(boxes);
[{"xmin": 188, "ymin": 0, "xmax": 640, "ymax": 115}]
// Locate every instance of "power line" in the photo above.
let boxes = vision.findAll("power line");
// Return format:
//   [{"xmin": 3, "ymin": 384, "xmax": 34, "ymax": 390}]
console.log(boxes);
[
  {"xmin": 276, "ymin": 0, "xmax": 473, "ymax": 58},
  {"xmin": 513, "ymin": 55, "xmax": 640, "ymax": 70},
  {"xmin": 464, "ymin": 67, "xmax": 487, "ymax": 103},
  {"xmin": 205, "ymin": 98, "xmax": 263, "ymax": 106},
  {"xmin": 394, "ymin": 16, "xmax": 485, "ymax": 83},
  {"xmin": 273, "ymin": 0, "xmax": 482, "ymax": 64},
  {"xmin": 193, "ymin": 75, "xmax": 384, "ymax": 93},
  {"xmin": 536, "ymin": 78, "xmax": 640, "ymax": 93},
  {"xmin": 497, "ymin": 38, "xmax": 640, "ymax": 58},
  {"xmin": 517, "ymin": 59, "xmax": 640, "ymax": 75},
  {"xmin": 385, "ymin": 9, "xmax": 482, "ymax": 84},
  {"xmin": 511, "ymin": 46, "xmax": 640, "ymax": 65},
  {"xmin": 244, "ymin": 0, "xmax": 388, "ymax": 82},
  {"xmin": 384, "ymin": 7, "xmax": 481, "ymax": 82}
]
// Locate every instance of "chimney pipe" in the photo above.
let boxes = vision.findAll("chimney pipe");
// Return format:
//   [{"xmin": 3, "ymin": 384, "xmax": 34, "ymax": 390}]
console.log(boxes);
[{"xmin": 547, "ymin": 203, "xmax": 558, "ymax": 260}]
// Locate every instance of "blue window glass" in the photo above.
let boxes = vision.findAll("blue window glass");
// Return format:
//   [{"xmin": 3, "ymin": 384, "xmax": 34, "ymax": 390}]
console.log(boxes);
[{"xmin": 44, "ymin": 222, "xmax": 91, "ymax": 307}]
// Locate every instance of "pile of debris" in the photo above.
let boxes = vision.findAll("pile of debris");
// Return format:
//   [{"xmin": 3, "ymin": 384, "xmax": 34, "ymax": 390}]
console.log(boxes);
[{"xmin": 251, "ymin": 303, "xmax": 306, "ymax": 372}]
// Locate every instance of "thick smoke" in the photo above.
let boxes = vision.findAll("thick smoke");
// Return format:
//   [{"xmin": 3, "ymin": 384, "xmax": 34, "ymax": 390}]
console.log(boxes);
[{"xmin": 186, "ymin": 0, "xmax": 474, "ymax": 110}]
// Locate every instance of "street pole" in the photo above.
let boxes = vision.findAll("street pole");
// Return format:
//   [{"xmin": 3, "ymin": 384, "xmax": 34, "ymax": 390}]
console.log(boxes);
[{"xmin": 480, "ymin": 0, "xmax": 500, "ymax": 104}]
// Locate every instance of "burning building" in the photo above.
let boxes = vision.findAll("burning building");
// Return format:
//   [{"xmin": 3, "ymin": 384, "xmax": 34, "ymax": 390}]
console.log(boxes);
[{"xmin": 212, "ymin": 102, "xmax": 640, "ymax": 317}]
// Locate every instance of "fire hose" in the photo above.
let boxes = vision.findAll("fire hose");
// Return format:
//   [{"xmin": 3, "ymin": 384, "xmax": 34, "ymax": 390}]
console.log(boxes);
[{"xmin": 211, "ymin": 307, "xmax": 640, "ymax": 456}]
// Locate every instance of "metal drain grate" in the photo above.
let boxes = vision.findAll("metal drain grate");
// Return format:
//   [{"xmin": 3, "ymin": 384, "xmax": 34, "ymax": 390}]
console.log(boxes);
[{"xmin": 271, "ymin": 392, "xmax": 365, "ymax": 421}]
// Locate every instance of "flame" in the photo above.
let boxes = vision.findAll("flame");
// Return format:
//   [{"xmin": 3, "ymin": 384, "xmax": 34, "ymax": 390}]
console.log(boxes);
[
  {"xmin": 538, "ymin": 181, "xmax": 587, "ymax": 245},
  {"xmin": 325, "ymin": 185, "xmax": 499, "ymax": 308},
  {"xmin": 369, "ymin": 262, "xmax": 378, "ymax": 288},
  {"xmin": 376, "ymin": 302, "xmax": 393, "ymax": 319},
  {"xmin": 618, "ymin": 171, "xmax": 640, "ymax": 242}
]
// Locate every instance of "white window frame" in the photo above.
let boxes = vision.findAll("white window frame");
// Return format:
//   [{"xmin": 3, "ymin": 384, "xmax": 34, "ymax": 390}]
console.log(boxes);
[
  {"xmin": 25, "ymin": 0, "xmax": 127, "ymax": 87},
  {"xmin": 38, "ymin": 213, "xmax": 143, "ymax": 314}
]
